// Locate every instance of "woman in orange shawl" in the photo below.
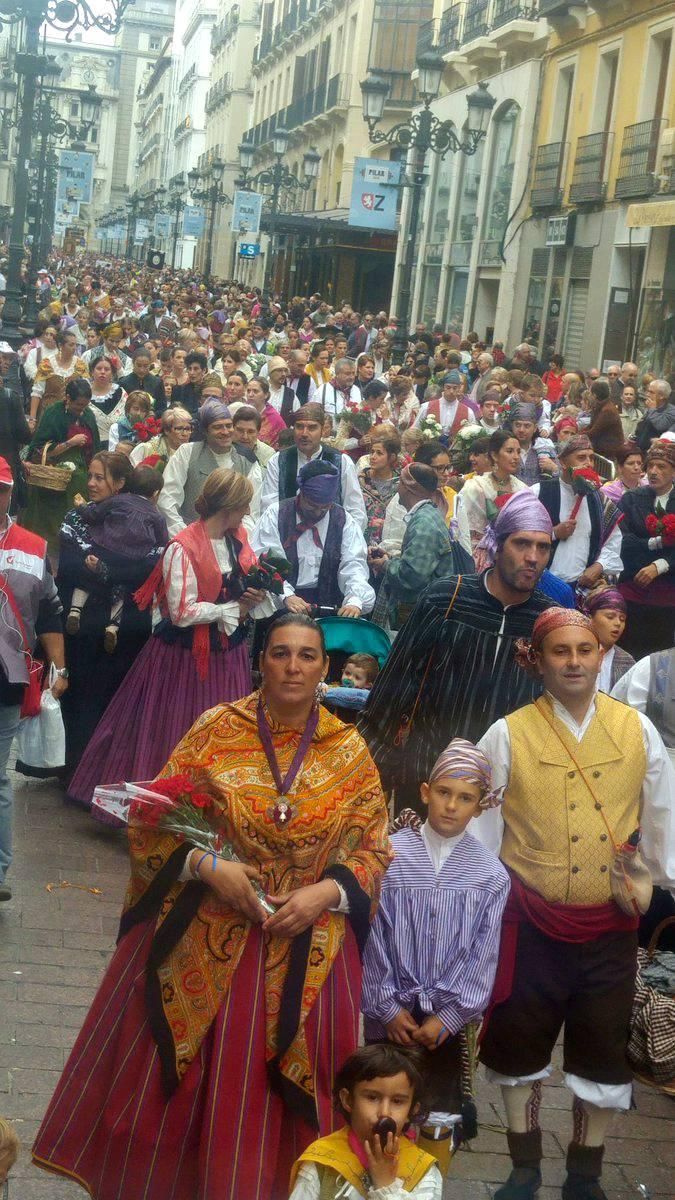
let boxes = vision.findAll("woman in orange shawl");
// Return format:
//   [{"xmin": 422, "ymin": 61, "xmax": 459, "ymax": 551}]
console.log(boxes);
[{"xmin": 33, "ymin": 613, "xmax": 392, "ymax": 1200}]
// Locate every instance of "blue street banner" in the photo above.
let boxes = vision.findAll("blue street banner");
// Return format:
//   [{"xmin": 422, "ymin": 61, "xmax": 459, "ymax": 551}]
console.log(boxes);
[
  {"xmin": 348, "ymin": 158, "xmax": 401, "ymax": 231},
  {"xmin": 239, "ymin": 242, "xmax": 260, "ymax": 258},
  {"xmin": 182, "ymin": 206, "xmax": 206, "ymax": 237},
  {"xmin": 56, "ymin": 150, "xmax": 95, "ymax": 204},
  {"xmin": 231, "ymin": 190, "xmax": 263, "ymax": 235},
  {"xmin": 154, "ymin": 212, "xmax": 171, "ymax": 238},
  {"xmin": 134, "ymin": 219, "xmax": 151, "ymax": 244}
]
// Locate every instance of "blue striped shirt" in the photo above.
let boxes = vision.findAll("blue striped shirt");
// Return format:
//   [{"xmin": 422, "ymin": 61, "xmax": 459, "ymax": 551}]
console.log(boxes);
[{"xmin": 361, "ymin": 828, "xmax": 509, "ymax": 1038}]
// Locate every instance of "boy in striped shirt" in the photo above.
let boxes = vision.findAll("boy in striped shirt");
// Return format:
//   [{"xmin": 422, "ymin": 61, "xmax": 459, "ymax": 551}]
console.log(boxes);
[{"xmin": 362, "ymin": 739, "xmax": 509, "ymax": 1174}]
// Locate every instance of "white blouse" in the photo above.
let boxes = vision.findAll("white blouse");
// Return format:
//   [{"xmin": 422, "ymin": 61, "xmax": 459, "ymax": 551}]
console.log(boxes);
[{"xmin": 160, "ymin": 537, "xmax": 277, "ymax": 636}]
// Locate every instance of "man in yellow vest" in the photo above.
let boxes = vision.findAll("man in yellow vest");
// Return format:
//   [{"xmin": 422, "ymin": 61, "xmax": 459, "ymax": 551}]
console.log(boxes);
[{"xmin": 474, "ymin": 608, "xmax": 675, "ymax": 1200}]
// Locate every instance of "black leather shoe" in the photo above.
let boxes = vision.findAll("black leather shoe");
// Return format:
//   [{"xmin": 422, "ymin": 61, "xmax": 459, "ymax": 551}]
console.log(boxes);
[
  {"xmin": 561, "ymin": 1174, "xmax": 608, "ymax": 1200},
  {"xmin": 494, "ymin": 1167, "xmax": 542, "ymax": 1199}
]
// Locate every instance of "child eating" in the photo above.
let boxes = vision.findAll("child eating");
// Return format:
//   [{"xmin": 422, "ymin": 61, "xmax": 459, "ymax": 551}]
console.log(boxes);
[
  {"xmin": 361, "ymin": 739, "xmax": 509, "ymax": 1175},
  {"xmin": 289, "ymin": 1044, "xmax": 441, "ymax": 1199}
]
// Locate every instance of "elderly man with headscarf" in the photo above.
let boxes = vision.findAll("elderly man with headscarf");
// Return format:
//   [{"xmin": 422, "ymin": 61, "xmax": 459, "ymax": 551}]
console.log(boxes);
[
  {"xmin": 475, "ymin": 606, "xmax": 675, "ymax": 1200},
  {"xmin": 159, "ymin": 400, "xmax": 262, "ymax": 537},
  {"xmin": 531, "ymin": 434, "xmax": 622, "ymax": 588},
  {"xmin": 616, "ymin": 438, "xmax": 675, "ymax": 657},
  {"xmin": 509, "ymin": 400, "xmax": 558, "ymax": 485},
  {"xmin": 359, "ymin": 490, "xmax": 555, "ymax": 810},
  {"xmin": 369, "ymin": 463, "xmax": 473, "ymax": 629},
  {"xmin": 251, "ymin": 460, "xmax": 374, "ymax": 618}
]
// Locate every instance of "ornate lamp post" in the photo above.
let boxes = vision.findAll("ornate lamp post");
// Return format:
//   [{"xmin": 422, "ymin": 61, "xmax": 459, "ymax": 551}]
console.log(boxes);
[
  {"xmin": 237, "ymin": 131, "xmax": 320, "ymax": 293},
  {"xmin": 166, "ymin": 176, "xmax": 187, "ymax": 270},
  {"xmin": 0, "ymin": 0, "xmax": 133, "ymax": 344},
  {"xmin": 187, "ymin": 157, "xmax": 232, "ymax": 281},
  {"xmin": 360, "ymin": 56, "xmax": 495, "ymax": 354}
]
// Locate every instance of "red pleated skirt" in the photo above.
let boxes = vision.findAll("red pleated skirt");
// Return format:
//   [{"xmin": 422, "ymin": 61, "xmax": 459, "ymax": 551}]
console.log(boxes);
[
  {"xmin": 33, "ymin": 918, "xmax": 361, "ymax": 1200},
  {"xmin": 67, "ymin": 636, "xmax": 252, "ymax": 808}
]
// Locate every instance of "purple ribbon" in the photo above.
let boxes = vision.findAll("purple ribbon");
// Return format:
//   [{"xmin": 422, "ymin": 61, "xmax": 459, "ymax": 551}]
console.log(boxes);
[{"xmin": 256, "ymin": 698, "xmax": 319, "ymax": 797}]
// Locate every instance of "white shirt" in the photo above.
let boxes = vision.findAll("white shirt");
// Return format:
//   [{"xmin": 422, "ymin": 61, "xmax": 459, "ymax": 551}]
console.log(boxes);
[
  {"xmin": 474, "ymin": 693, "xmax": 675, "ymax": 897},
  {"xmin": 261, "ymin": 447, "xmax": 367, "ymax": 531},
  {"xmin": 268, "ymin": 384, "xmax": 300, "ymax": 416},
  {"xmin": 531, "ymin": 479, "xmax": 623, "ymax": 582},
  {"xmin": 314, "ymin": 381, "xmax": 361, "ymax": 420},
  {"xmin": 251, "ymin": 502, "xmax": 375, "ymax": 615},
  {"xmin": 611, "ymin": 653, "xmax": 675, "ymax": 763},
  {"xmin": 158, "ymin": 441, "xmax": 262, "ymax": 538},
  {"xmin": 596, "ymin": 645, "xmax": 615, "ymax": 694},
  {"xmin": 23, "ymin": 344, "xmax": 57, "ymax": 383},
  {"xmin": 421, "ymin": 821, "xmax": 465, "ymax": 875},
  {"xmin": 161, "ymin": 537, "xmax": 276, "ymax": 634},
  {"xmin": 289, "ymin": 1160, "xmax": 442, "ymax": 1200}
]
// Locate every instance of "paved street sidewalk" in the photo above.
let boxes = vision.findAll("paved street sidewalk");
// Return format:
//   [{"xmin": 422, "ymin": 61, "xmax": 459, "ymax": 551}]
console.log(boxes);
[{"xmin": 1, "ymin": 772, "xmax": 673, "ymax": 1199}]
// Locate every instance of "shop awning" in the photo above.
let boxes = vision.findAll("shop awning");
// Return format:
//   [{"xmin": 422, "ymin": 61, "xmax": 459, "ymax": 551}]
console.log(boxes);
[{"xmin": 626, "ymin": 199, "xmax": 675, "ymax": 228}]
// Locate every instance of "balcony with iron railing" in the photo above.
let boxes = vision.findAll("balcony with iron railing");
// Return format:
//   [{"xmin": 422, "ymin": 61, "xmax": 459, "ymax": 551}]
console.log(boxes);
[
  {"xmin": 253, "ymin": 0, "xmax": 329, "ymax": 66},
  {"xmin": 417, "ymin": 0, "xmax": 540, "ymax": 57},
  {"xmin": 245, "ymin": 74, "xmax": 351, "ymax": 146},
  {"xmin": 211, "ymin": 5, "xmax": 239, "ymax": 54},
  {"xmin": 614, "ymin": 117, "xmax": 664, "ymax": 200},
  {"xmin": 568, "ymin": 131, "xmax": 612, "ymax": 205},
  {"xmin": 178, "ymin": 62, "xmax": 197, "ymax": 96},
  {"xmin": 530, "ymin": 141, "xmax": 566, "ymax": 211},
  {"xmin": 205, "ymin": 74, "xmax": 232, "ymax": 115}
]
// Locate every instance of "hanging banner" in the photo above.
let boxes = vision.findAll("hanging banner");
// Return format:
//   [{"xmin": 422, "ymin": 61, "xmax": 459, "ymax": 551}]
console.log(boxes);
[
  {"xmin": 56, "ymin": 198, "xmax": 80, "ymax": 220},
  {"xmin": 154, "ymin": 212, "xmax": 172, "ymax": 238},
  {"xmin": 182, "ymin": 206, "xmax": 206, "ymax": 237},
  {"xmin": 134, "ymin": 219, "xmax": 151, "ymax": 244},
  {"xmin": 231, "ymin": 190, "xmax": 263, "ymax": 235},
  {"xmin": 56, "ymin": 150, "xmax": 95, "ymax": 204},
  {"xmin": 348, "ymin": 158, "xmax": 401, "ymax": 232}
]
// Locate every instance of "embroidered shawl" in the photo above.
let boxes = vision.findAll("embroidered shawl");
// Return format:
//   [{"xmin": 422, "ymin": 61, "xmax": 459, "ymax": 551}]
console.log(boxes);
[{"xmin": 118, "ymin": 693, "xmax": 392, "ymax": 1119}]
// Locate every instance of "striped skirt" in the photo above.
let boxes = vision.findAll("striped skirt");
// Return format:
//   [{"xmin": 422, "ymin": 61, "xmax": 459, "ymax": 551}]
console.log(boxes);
[
  {"xmin": 33, "ymin": 918, "xmax": 361, "ymax": 1200},
  {"xmin": 67, "ymin": 636, "xmax": 252, "ymax": 808}
]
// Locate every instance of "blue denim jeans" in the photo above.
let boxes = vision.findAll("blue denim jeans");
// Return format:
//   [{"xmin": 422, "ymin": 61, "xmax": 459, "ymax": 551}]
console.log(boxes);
[{"xmin": 0, "ymin": 704, "xmax": 21, "ymax": 885}]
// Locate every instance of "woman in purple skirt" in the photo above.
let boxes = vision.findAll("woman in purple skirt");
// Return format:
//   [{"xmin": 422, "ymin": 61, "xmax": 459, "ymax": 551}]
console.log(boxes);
[{"xmin": 67, "ymin": 467, "xmax": 278, "ymax": 807}]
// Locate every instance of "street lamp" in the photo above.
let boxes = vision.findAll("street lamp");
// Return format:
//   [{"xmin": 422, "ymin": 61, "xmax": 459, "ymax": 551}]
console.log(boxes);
[
  {"xmin": 237, "ymin": 137, "xmax": 320, "ymax": 293},
  {"xmin": 0, "ymin": 0, "xmax": 134, "ymax": 345},
  {"xmin": 188, "ymin": 157, "xmax": 233, "ymax": 281},
  {"xmin": 166, "ymin": 176, "xmax": 187, "ymax": 269},
  {"xmin": 360, "ymin": 59, "xmax": 495, "ymax": 356}
]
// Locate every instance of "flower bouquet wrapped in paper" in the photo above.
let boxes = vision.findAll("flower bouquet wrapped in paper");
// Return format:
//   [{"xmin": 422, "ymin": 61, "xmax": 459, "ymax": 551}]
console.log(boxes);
[
  {"xmin": 570, "ymin": 467, "xmax": 602, "ymax": 519},
  {"xmin": 645, "ymin": 512, "xmax": 675, "ymax": 547},
  {"xmin": 241, "ymin": 550, "xmax": 291, "ymax": 594},
  {"xmin": 93, "ymin": 774, "xmax": 275, "ymax": 914}
]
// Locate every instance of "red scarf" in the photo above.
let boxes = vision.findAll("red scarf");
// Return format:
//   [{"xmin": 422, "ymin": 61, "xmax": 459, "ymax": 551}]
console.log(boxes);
[{"xmin": 133, "ymin": 519, "xmax": 256, "ymax": 680}]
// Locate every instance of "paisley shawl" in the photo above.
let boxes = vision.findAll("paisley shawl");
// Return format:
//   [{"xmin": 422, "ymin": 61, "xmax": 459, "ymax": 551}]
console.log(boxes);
[{"xmin": 118, "ymin": 692, "xmax": 392, "ymax": 1125}]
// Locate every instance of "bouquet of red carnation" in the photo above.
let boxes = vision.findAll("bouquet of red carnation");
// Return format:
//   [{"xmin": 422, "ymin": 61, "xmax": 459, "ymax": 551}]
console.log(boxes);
[
  {"xmin": 126, "ymin": 774, "xmax": 275, "ymax": 914},
  {"xmin": 227, "ymin": 551, "xmax": 291, "ymax": 600},
  {"xmin": 133, "ymin": 416, "xmax": 162, "ymax": 443},
  {"xmin": 570, "ymin": 467, "xmax": 602, "ymax": 519},
  {"xmin": 343, "ymin": 400, "xmax": 373, "ymax": 435},
  {"xmin": 645, "ymin": 512, "xmax": 675, "ymax": 547}
]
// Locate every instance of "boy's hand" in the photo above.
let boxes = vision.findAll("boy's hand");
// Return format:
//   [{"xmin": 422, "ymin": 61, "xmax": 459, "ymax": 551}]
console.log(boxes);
[
  {"xmin": 84, "ymin": 554, "xmax": 100, "ymax": 571},
  {"xmin": 385, "ymin": 1008, "xmax": 419, "ymax": 1046},
  {"xmin": 73, "ymin": 493, "xmax": 86, "ymax": 507},
  {"xmin": 412, "ymin": 1013, "xmax": 449, "ymax": 1050},
  {"xmin": 365, "ymin": 1132, "xmax": 399, "ymax": 1189}
]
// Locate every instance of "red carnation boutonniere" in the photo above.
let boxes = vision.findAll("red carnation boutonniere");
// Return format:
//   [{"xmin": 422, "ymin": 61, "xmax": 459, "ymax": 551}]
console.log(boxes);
[
  {"xmin": 570, "ymin": 467, "xmax": 602, "ymax": 519},
  {"xmin": 646, "ymin": 511, "xmax": 675, "ymax": 546}
]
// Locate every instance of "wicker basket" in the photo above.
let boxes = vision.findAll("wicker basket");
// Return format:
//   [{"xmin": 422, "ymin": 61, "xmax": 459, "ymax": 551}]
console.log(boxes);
[{"xmin": 24, "ymin": 443, "xmax": 74, "ymax": 493}]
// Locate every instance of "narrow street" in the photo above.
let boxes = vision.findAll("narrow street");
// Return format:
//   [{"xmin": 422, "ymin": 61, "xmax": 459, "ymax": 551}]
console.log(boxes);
[{"xmin": 1, "ymin": 768, "xmax": 673, "ymax": 1200}]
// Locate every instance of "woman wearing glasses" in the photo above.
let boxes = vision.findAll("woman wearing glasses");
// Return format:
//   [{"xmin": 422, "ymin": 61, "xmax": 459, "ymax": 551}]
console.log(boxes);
[{"xmin": 129, "ymin": 407, "xmax": 193, "ymax": 470}]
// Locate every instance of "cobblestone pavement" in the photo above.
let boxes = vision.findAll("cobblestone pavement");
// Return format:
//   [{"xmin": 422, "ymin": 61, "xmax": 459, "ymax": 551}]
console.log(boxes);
[{"xmin": 1, "ymin": 771, "xmax": 674, "ymax": 1199}]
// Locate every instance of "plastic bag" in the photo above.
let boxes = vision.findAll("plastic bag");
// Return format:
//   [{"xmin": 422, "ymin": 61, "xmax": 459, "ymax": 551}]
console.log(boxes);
[{"xmin": 15, "ymin": 666, "xmax": 65, "ymax": 774}]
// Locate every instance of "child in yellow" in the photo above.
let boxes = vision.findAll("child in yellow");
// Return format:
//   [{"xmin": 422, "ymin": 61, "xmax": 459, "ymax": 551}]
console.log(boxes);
[{"xmin": 289, "ymin": 1044, "xmax": 441, "ymax": 1199}]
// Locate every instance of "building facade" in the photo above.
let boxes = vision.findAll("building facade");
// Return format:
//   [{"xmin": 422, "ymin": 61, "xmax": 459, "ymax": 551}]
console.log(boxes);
[
  {"xmin": 403, "ymin": 0, "xmax": 548, "ymax": 340},
  {"xmin": 510, "ymin": 0, "xmax": 674, "ymax": 373},
  {"xmin": 200, "ymin": 0, "xmax": 260, "ymax": 278},
  {"xmin": 241, "ymin": 0, "xmax": 430, "ymax": 302}
]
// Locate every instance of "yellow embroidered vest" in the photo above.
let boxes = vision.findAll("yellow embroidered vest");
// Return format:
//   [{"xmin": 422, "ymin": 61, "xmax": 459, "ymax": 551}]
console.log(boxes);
[
  {"xmin": 289, "ymin": 1127, "xmax": 437, "ymax": 1198},
  {"xmin": 502, "ymin": 693, "xmax": 646, "ymax": 905}
]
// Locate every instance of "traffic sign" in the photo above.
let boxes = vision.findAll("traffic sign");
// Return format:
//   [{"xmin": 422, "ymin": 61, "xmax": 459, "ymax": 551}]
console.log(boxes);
[{"xmin": 239, "ymin": 243, "xmax": 260, "ymax": 258}]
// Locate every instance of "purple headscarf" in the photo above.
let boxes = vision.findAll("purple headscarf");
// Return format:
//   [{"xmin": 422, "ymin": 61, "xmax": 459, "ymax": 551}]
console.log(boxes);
[
  {"xmin": 297, "ymin": 460, "xmax": 340, "ymax": 504},
  {"xmin": 199, "ymin": 399, "xmax": 231, "ymax": 429},
  {"xmin": 476, "ymin": 490, "xmax": 553, "ymax": 565},
  {"xmin": 582, "ymin": 587, "xmax": 627, "ymax": 617},
  {"xmin": 429, "ymin": 738, "xmax": 503, "ymax": 809}
]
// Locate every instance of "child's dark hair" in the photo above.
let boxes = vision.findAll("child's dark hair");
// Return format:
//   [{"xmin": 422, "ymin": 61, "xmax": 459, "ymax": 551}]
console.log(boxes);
[
  {"xmin": 129, "ymin": 464, "xmax": 164, "ymax": 497},
  {"xmin": 345, "ymin": 652, "xmax": 379, "ymax": 684},
  {"xmin": 333, "ymin": 1044, "xmax": 429, "ymax": 1125}
]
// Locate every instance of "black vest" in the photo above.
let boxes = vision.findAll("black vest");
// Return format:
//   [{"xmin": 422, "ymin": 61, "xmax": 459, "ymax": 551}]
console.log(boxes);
[
  {"xmin": 277, "ymin": 445, "xmax": 344, "ymax": 502},
  {"xmin": 277, "ymin": 498, "xmax": 346, "ymax": 608},
  {"xmin": 538, "ymin": 478, "xmax": 602, "ymax": 570}
]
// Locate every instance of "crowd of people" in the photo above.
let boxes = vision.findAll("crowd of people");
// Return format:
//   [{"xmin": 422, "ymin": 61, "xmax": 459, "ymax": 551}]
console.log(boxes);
[{"xmin": 0, "ymin": 256, "xmax": 674, "ymax": 1200}]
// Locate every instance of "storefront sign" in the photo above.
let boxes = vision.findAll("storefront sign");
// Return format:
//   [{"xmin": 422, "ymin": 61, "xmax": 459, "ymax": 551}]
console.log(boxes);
[
  {"xmin": 239, "ymin": 242, "xmax": 260, "ymax": 257},
  {"xmin": 231, "ymin": 190, "xmax": 263, "ymax": 235},
  {"xmin": 349, "ymin": 158, "xmax": 401, "ymax": 232},
  {"xmin": 154, "ymin": 213, "xmax": 172, "ymax": 238},
  {"xmin": 546, "ymin": 213, "xmax": 575, "ymax": 247},
  {"xmin": 626, "ymin": 200, "xmax": 675, "ymax": 229}
]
